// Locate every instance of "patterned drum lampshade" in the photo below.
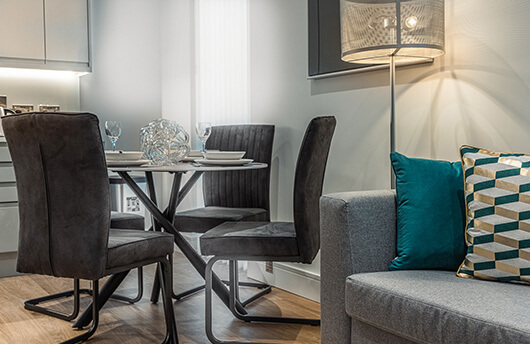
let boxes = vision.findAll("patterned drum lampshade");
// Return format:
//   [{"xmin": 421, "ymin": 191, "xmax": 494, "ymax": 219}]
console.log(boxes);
[{"xmin": 340, "ymin": 0, "xmax": 445, "ymax": 64}]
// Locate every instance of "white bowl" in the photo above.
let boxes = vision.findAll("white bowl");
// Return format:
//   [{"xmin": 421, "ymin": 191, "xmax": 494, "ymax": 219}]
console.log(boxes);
[
  {"xmin": 105, "ymin": 151, "xmax": 144, "ymax": 161},
  {"xmin": 202, "ymin": 151, "xmax": 245, "ymax": 160}
]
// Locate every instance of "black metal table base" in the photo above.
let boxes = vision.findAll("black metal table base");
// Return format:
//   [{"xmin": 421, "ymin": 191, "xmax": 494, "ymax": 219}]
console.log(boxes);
[{"xmin": 117, "ymin": 171, "xmax": 247, "ymax": 315}]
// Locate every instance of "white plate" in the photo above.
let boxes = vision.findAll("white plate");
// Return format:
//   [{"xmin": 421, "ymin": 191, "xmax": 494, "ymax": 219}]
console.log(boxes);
[
  {"xmin": 181, "ymin": 156, "xmax": 198, "ymax": 162},
  {"xmin": 107, "ymin": 159, "xmax": 150, "ymax": 167},
  {"xmin": 105, "ymin": 151, "xmax": 144, "ymax": 161},
  {"xmin": 188, "ymin": 150, "xmax": 203, "ymax": 157},
  {"xmin": 202, "ymin": 151, "xmax": 246, "ymax": 160},
  {"xmin": 195, "ymin": 158, "xmax": 253, "ymax": 166}
]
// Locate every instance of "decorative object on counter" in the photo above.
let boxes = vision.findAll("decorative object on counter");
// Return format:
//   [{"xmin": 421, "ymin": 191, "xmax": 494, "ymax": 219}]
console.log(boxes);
[
  {"xmin": 13, "ymin": 104, "xmax": 34, "ymax": 113},
  {"xmin": 0, "ymin": 96, "xmax": 6, "ymax": 108},
  {"xmin": 105, "ymin": 120, "xmax": 122, "ymax": 151},
  {"xmin": 140, "ymin": 118, "xmax": 190, "ymax": 165},
  {"xmin": 39, "ymin": 104, "xmax": 61, "ymax": 112},
  {"xmin": 340, "ymin": 0, "xmax": 445, "ymax": 188},
  {"xmin": 195, "ymin": 121, "xmax": 212, "ymax": 152}
]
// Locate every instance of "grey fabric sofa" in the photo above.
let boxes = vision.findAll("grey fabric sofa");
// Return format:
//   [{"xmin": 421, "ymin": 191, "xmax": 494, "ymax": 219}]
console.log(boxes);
[{"xmin": 320, "ymin": 190, "xmax": 530, "ymax": 344}]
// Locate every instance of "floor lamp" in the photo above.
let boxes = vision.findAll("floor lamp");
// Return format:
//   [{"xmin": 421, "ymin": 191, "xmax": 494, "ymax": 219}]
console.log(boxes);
[{"xmin": 340, "ymin": 0, "xmax": 445, "ymax": 188}]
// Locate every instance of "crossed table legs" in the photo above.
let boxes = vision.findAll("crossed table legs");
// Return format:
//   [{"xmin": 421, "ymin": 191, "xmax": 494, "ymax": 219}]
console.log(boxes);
[{"xmin": 74, "ymin": 170, "xmax": 246, "ymax": 328}]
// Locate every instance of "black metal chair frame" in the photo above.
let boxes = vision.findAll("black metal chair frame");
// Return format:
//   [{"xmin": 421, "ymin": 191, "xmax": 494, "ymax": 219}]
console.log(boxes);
[
  {"xmin": 56, "ymin": 257, "xmax": 176, "ymax": 344},
  {"xmin": 205, "ymin": 256, "xmax": 319, "ymax": 344}
]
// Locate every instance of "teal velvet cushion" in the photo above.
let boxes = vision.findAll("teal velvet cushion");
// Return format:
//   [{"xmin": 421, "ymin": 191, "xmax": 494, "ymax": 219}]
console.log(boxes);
[{"xmin": 390, "ymin": 152, "xmax": 467, "ymax": 270}]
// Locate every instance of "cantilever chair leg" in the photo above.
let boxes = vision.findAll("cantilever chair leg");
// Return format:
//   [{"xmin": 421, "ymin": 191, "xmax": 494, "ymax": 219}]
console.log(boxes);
[
  {"xmin": 227, "ymin": 260, "xmax": 319, "ymax": 326},
  {"xmin": 110, "ymin": 267, "xmax": 144, "ymax": 304},
  {"xmin": 171, "ymin": 255, "xmax": 271, "ymax": 307},
  {"xmin": 205, "ymin": 258, "xmax": 319, "ymax": 344},
  {"xmin": 59, "ymin": 280, "xmax": 100, "ymax": 344},
  {"xmin": 26, "ymin": 266, "xmax": 144, "ymax": 323},
  {"xmin": 24, "ymin": 278, "xmax": 92, "ymax": 321},
  {"xmin": 173, "ymin": 280, "xmax": 271, "ymax": 307}
]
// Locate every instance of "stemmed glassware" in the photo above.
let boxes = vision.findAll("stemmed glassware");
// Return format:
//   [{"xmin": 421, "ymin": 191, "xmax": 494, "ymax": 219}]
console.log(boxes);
[
  {"xmin": 105, "ymin": 120, "xmax": 122, "ymax": 151},
  {"xmin": 195, "ymin": 122, "xmax": 212, "ymax": 152}
]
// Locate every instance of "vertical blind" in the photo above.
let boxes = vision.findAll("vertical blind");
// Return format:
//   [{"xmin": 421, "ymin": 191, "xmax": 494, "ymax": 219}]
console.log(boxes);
[{"xmin": 195, "ymin": 0, "xmax": 250, "ymax": 125}]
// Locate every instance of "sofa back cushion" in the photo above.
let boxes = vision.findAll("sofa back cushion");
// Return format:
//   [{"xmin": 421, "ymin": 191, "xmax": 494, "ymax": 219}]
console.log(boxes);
[
  {"xmin": 390, "ymin": 152, "xmax": 467, "ymax": 270},
  {"xmin": 457, "ymin": 145, "xmax": 530, "ymax": 284}
]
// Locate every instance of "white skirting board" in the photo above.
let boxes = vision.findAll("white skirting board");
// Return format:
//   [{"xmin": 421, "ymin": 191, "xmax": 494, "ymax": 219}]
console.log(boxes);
[{"xmin": 247, "ymin": 261, "xmax": 320, "ymax": 302}]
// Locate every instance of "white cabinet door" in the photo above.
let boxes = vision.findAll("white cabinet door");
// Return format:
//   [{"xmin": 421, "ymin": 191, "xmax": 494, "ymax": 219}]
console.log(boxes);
[
  {"xmin": 0, "ymin": 206, "xmax": 19, "ymax": 253},
  {"xmin": 0, "ymin": 0, "xmax": 45, "ymax": 60},
  {"xmin": 45, "ymin": 0, "xmax": 89, "ymax": 64}
]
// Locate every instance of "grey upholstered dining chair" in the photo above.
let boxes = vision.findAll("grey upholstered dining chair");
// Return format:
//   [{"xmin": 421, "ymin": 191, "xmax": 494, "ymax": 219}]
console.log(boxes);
[
  {"xmin": 174, "ymin": 124, "xmax": 275, "ymax": 232},
  {"xmin": 2, "ymin": 112, "xmax": 178, "ymax": 344},
  {"xmin": 172, "ymin": 124, "xmax": 275, "ymax": 301},
  {"xmin": 200, "ymin": 116, "xmax": 336, "ymax": 344}
]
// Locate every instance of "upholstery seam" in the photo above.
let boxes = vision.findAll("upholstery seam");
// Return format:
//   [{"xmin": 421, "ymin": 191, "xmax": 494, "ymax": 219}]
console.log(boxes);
[
  {"xmin": 108, "ymin": 232, "xmax": 171, "ymax": 250},
  {"xmin": 348, "ymin": 278, "xmax": 530, "ymax": 337},
  {"xmin": 350, "ymin": 314, "xmax": 425, "ymax": 344},
  {"xmin": 39, "ymin": 143, "xmax": 56, "ymax": 276}
]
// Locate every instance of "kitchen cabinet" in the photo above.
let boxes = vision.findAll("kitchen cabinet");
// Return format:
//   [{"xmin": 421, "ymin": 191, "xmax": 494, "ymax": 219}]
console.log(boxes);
[
  {"xmin": 45, "ymin": 0, "xmax": 90, "ymax": 66},
  {"xmin": 0, "ymin": 0, "xmax": 90, "ymax": 72},
  {"xmin": 0, "ymin": 142, "xmax": 19, "ymax": 255},
  {"xmin": 0, "ymin": 0, "xmax": 45, "ymax": 61}
]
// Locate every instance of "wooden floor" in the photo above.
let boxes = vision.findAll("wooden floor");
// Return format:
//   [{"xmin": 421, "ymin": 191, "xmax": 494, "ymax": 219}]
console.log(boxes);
[{"xmin": 0, "ymin": 252, "xmax": 320, "ymax": 343}]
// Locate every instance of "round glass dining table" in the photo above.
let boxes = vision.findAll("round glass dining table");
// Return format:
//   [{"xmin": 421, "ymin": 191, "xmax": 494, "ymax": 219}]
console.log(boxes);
[
  {"xmin": 126, "ymin": 162, "xmax": 265, "ymax": 304},
  {"xmin": 74, "ymin": 160, "xmax": 267, "ymax": 328}
]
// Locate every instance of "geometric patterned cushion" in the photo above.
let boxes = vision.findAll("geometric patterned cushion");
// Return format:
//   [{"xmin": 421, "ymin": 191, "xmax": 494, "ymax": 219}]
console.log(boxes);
[{"xmin": 457, "ymin": 145, "xmax": 530, "ymax": 284}]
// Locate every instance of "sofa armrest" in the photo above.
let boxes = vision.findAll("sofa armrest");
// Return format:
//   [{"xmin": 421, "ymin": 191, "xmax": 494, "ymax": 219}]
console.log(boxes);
[{"xmin": 320, "ymin": 190, "xmax": 397, "ymax": 344}]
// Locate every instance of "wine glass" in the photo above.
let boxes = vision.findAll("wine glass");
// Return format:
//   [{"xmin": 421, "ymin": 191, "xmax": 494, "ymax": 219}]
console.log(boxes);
[
  {"xmin": 105, "ymin": 120, "xmax": 122, "ymax": 151},
  {"xmin": 195, "ymin": 122, "xmax": 212, "ymax": 152}
]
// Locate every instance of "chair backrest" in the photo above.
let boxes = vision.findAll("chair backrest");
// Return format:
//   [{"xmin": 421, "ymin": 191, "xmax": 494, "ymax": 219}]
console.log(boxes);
[
  {"xmin": 203, "ymin": 124, "xmax": 275, "ymax": 216},
  {"xmin": 293, "ymin": 116, "xmax": 336, "ymax": 263},
  {"xmin": 2, "ymin": 112, "xmax": 111, "ymax": 280}
]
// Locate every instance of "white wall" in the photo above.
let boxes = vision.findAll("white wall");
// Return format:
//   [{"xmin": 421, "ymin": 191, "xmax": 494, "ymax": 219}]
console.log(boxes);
[
  {"xmin": 248, "ymin": 0, "xmax": 530, "ymax": 300},
  {"xmin": 80, "ymin": 0, "xmax": 162, "ymax": 151}
]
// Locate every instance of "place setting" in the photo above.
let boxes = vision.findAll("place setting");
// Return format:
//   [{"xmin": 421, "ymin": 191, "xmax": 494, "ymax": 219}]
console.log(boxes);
[
  {"xmin": 104, "ymin": 120, "xmax": 150, "ymax": 167},
  {"xmin": 105, "ymin": 150, "xmax": 150, "ymax": 167},
  {"xmin": 194, "ymin": 150, "xmax": 253, "ymax": 166}
]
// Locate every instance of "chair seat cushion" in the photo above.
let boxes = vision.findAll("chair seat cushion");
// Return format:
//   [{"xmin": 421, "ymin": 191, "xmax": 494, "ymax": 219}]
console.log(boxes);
[
  {"xmin": 345, "ymin": 270, "xmax": 530, "ymax": 344},
  {"xmin": 110, "ymin": 211, "xmax": 145, "ymax": 230},
  {"xmin": 200, "ymin": 221, "xmax": 300, "ymax": 258},
  {"xmin": 174, "ymin": 206, "xmax": 268, "ymax": 233},
  {"xmin": 106, "ymin": 229, "xmax": 174, "ymax": 270}
]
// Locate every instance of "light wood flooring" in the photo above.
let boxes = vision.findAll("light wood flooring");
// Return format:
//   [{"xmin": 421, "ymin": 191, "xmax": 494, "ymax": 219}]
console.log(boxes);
[{"xmin": 0, "ymin": 252, "xmax": 320, "ymax": 343}]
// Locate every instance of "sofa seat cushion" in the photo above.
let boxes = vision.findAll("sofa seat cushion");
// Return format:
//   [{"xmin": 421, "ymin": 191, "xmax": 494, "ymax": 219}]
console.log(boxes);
[
  {"xmin": 346, "ymin": 270, "xmax": 530, "ymax": 344},
  {"xmin": 106, "ymin": 229, "xmax": 174, "ymax": 270},
  {"xmin": 174, "ymin": 206, "xmax": 268, "ymax": 233}
]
